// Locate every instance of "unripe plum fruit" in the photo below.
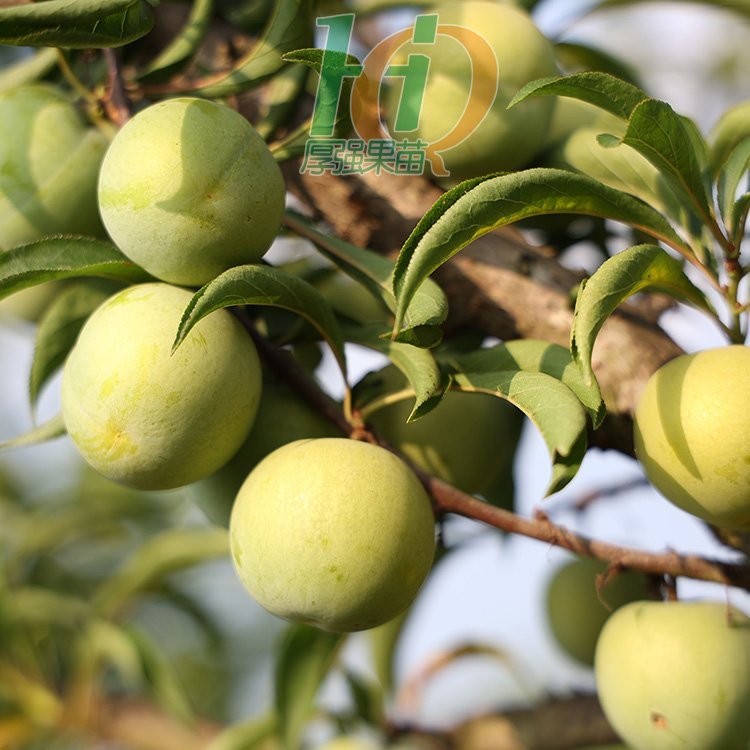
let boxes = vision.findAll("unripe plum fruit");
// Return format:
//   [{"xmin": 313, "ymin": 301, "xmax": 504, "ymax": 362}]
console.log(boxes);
[
  {"xmin": 368, "ymin": 367, "xmax": 522, "ymax": 502},
  {"xmin": 545, "ymin": 556, "xmax": 649, "ymax": 666},
  {"xmin": 634, "ymin": 345, "xmax": 750, "ymax": 530},
  {"xmin": 0, "ymin": 84, "xmax": 107, "ymax": 249},
  {"xmin": 386, "ymin": 1, "xmax": 558, "ymax": 180},
  {"xmin": 98, "ymin": 97, "xmax": 285, "ymax": 286},
  {"xmin": 62, "ymin": 283, "xmax": 261, "ymax": 490},
  {"xmin": 595, "ymin": 600, "xmax": 750, "ymax": 750},
  {"xmin": 189, "ymin": 379, "xmax": 340, "ymax": 526},
  {"xmin": 230, "ymin": 438, "xmax": 435, "ymax": 632},
  {"xmin": 0, "ymin": 84, "xmax": 107, "ymax": 320}
]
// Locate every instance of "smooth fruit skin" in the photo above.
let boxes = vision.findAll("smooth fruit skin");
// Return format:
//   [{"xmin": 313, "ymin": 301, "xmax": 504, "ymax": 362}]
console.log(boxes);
[
  {"xmin": 230, "ymin": 438, "xmax": 435, "ymax": 632},
  {"xmin": 595, "ymin": 600, "xmax": 750, "ymax": 750},
  {"xmin": 98, "ymin": 97, "xmax": 285, "ymax": 286},
  {"xmin": 62, "ymin": 283, "xmax": 261, "ymax": 490},
  {"xmin": 0, "ymin": 84, "xmax": 107, "ymax": 248},
  {"xmin": 189, "ymin": 380, "xmax": 339, "ymax": 526},
  {"xmin": 368, "ymin": 368, "xmax": 522, "ymax": 501},
  {"xmin": 634, "ymin": 345, "xmax": 750, "ymax": 530},
  {"xmin": 387, "ymin": 1, "xmax": 558, "ymax": 180},
  {"xmin": 545, "ymin": 557, "xmax": 649, "ymax": 666}
]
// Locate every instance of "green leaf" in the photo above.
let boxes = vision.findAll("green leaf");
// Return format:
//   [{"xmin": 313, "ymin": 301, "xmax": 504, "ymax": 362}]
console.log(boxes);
[
  {"xmin": 571, "ymin": 244, "xmax": 715, "ymax": 395},
  {"xmin": 348, "ymin": 327, "xmax": 446, "ymax": 421},
  {"xmin": 275, "ymin": 623, "xmax": 345, "ymax": 750},
  {"xmin": 0, "ymin": 414, "xmax": 65, "ymax": 450},
  {"xmin": 717, "ymin": 137, "xmax": 750, "ymax": 238},
  {"xmin": 137, "ymin": 0, "xmax": 213, "ymax": 82},
  {"xmin": 0, "ymin": 0, "xmax": 155, "ymax": 48},
  {"xmin": 256, "ymin": 63, "xmax": 308, "ymax": 141},
  {"xmin": 205, "ymin": 714, "xmax": 277, "ymax": 750},
  {"xmin": 193, "ymin": 0, "xmax": 314, "ymax": 97},
  {"xmin": 391, "ymin": 169, "xmax": 688, "ymax": 334},
  {"xmin": 29, "ymin": 281, "xmax": 116, "ymax": 412},
  {"xmin": 93, "ymin": 528, "xmax": 229, "ymax": 618},
  {"xmin": 285, "ymin": 210, "xmax": 448, "ymax": 347},
  {"xmin": 369, "ymin": 609, "xmax": 409, "ymax": 695},
  {"xmin": 0, "ymin": 237, "xmax": 152, "ymax": 301},
  {"xmin": 710, "ymin": 99, "xmax": 750, "ymax": 175},
  {"xmin": 0, "ymin": 47, "xmax": 57, "ymax": 94},
  {"xmin": 128, "ymin": 627, "xmax": 194, "ymax": 724},
  {"xmin": 619, "ymin": 99, "xmax": 714, "ymax": 226},
  {"xmin": 173, "ymin": 264, "xmax": 348, "ymax": 380},
  {"xmin": 345, "ymin": 671, "xmax": 383, "ymax": 726},
  {"xmin": 451, "ymin": 371, "xmax": 587, "ymax": 495},
  {"xmin": 509, "ymin": 71, "xmax": 647, "ymax": 120},
  {"xmin": 445, "ymin": 339, "xmax": 604, "ymax": 427}
]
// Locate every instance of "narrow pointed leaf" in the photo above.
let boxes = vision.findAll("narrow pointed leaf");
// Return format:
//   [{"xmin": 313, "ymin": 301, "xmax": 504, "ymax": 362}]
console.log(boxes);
[
  {"xmin": 192, "ymin": 0, "xmax": 314, "ymax": 97},
  {"xmin": 0, "ymin": 0, "xmax": 156, "ymax": 48},
  {"xmin": 93, "ymin": 528, "xmax": 229, "ymax": 618},
  {"xmin": 0, "ymin": 47, "xmax": 57, "ymax": 93},
  {"xmin": 0, "ymin": 237, "xmax": 152, "ymax": 301},
  {"xmin": 285, "ymin": 211, "xmax": 448, "ymax": 347},
  {"xmin": 717, "ymin": 137, "xmax": 750, "ymax": 235},
  {"xmin": 347, "ymin": 326, "xmax": 445, "ymax": 420},
  {"xmin": 275, "ymin": 623, "xmax": 345, "ymax": 750},
  {"xmin": 205, "ymin": 714, "xmax": 277, "ymax": 750},
  {"xmin": 445, "ymin": 339, "xmax": 604, "ymax": 426},
  {"xmin": 173, "ymin": 264, "xmax": 348, "ymax": 380},
  {"xmin": 0, "ymin": 414, "xmax": 65, "ymax": 450},
  {"xmin": 128, "ymin": 627, "xmax": 194, "ymax": 723},
  {"xmin": 620, "ymin": 99, "xmax": 714, "ymax": 224},
  {"xmin": 29, "ymin": 281, "xmax": 116, "ymax": 411},
  {"xmin": 509, "ymin": 71, "xmax": 647, "ymax": 120},
  {"xmin": 138, "ymin": 0, "xmax": 213, "ymax": 82},
  {"xmin": 451, "ymin": 371, "xmax": 588, "ymax": 495},
  {"xmin": 571, "ymin": 244, "xmax": 715, "ymax": 394},
  {"xmin": 391, "ymin": 169, "xmax": 687, "ymax": 333}
]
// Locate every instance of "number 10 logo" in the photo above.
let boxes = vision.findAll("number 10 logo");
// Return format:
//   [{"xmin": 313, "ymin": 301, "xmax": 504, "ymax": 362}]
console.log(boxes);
[{"xmin": 309, "ymin": 13, "xmax": 499, "ymax": 177}]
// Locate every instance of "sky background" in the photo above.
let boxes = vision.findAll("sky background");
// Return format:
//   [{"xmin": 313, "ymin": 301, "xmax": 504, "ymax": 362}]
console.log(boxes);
[{"xmin": 2, "ymin": 0, "xmax": 750, "ymax": 732}]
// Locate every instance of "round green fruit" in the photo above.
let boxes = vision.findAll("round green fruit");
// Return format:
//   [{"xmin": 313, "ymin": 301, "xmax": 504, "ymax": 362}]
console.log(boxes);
[
  {"xmin": 315, "ymin": 270, "xmax": 388, "ymax": 325},
  {"xmin": 386, "ymin": 1, "xmax": 558, "ymax": 180},
  {"xmin": 634, "ymin": 345, "xmax": 750, "ymax": 530},
  {"xmin": 230, "ymin": 438, "xmax": 435, "ymax": 631},
  {"xmin": 595, "ymin": 600, "xmax": 750, "ymax": 750},
  {"xmin": 98, "ymin": 97, "xmax": 285, "ymax": 286},
  {"xmin": 62, "ymin": 283, "xmax": 261, "ymax": 490},
  {"xmin": 545, "ymin": 557, "xmax": 649, "ymax": 667},
  {"xmin": 368, "ymin": 368, "xmax": 522, "ymax": 501},
  {"xmin": 0, "ymin": 84, "xmax": 107, "ymax": 249},
  {"xmin": 0, "ymin": 84, "xmax": 107, "ymax": 321},
  {"xmin": 190, "ymin": 380, "xmax": 340, "ymax": 526}
]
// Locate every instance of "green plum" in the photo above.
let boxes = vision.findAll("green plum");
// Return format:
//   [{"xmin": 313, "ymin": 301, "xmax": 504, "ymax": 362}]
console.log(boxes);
[
  {"xmin": 634, "ymin": 345, "xmax": 750, "ymax": 530},
  {"xmin": 98, "ymin": 97, "xmax": 285, "ymax": 286},
  {"xmin": 62, "ymin": 283, "xmax": 261, "ymax": 490},
  {"xmin": 386, "ymin": 1, "xmax": 558, "ymax": 180},
  {"xmin": 595, "ymin": 600, "xmax": 750, "ymax": 750},
  {"xmin": 545, "ymin": 557, "xmax": 650, "ymax": 666},
  {"xmin": 230, "ymin": 438, "xmax": 435, "ymax": 632}
]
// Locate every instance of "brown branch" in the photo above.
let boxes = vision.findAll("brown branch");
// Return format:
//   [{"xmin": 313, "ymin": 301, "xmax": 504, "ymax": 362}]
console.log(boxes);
[
  {"xmin": 429, "ymin": 477, "xmax": 750, "ymax": 591},
  {"xmin": 447, "ymin": 696, "xmax": 618, "ymax": 750},
  {"xmin": 101, "ymin": 49, "xmax": 131, "ymax": 127}
]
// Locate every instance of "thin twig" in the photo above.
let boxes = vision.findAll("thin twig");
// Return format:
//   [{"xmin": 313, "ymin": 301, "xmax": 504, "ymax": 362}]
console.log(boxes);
[{"xmin": 101, "ymin": 49, "xmax": 131, "ymax": 127}]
